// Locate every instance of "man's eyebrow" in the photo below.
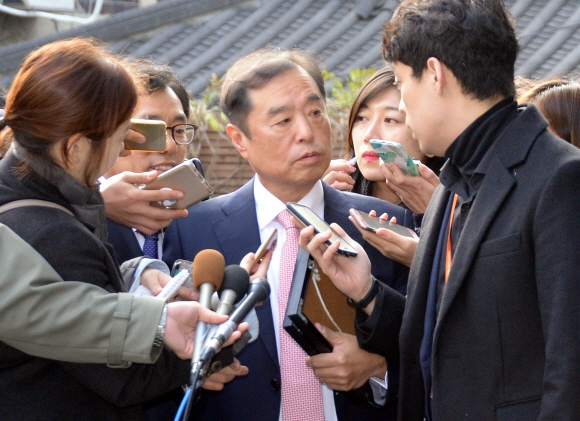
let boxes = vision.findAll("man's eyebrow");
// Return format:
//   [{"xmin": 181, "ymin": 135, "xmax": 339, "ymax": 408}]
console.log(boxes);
[
  {"xmin": 139, "ymin": 113, "xmax": 187, "ymax": 123},
  {"xmin": 266, "ymin": 94, "xmax": 324, "ymax": 116},
  {"xmin": 307, "ymin": 93, "xmax": 323, "ymax": 103},
  {"xmin": 267, "ymin": 105, "xmax": 291, "ymax": 116}
]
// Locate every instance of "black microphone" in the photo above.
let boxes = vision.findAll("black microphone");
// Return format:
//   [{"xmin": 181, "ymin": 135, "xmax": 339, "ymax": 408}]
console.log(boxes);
[
  {"xmin": 198, "ymin": 278, "xmax": 270, "ymax": 368},
  {"xmin": 215, "ymin": 265, "xmax": 250, "ymax": 316}
]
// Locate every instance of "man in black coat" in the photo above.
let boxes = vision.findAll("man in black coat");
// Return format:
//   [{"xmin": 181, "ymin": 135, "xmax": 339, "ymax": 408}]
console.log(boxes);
[{"xmin": 299, "ymin": 0, "xmax": 580, "ymax": 420}]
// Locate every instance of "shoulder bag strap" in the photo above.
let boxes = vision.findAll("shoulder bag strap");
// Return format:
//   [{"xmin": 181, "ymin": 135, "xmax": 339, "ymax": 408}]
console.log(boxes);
[{"xmin": 0, "ymin": 199, "xmax": 74, "ymax": 217}]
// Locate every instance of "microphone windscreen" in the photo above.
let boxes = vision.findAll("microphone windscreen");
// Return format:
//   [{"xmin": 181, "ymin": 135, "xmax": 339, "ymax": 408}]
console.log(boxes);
[
  {"xmin": 219, "ymin": 265, "xmax": 250, "ymax": 303},
  {"xmin": 192, "ymin": 249, "xmax": 225, "ymax": 290}
]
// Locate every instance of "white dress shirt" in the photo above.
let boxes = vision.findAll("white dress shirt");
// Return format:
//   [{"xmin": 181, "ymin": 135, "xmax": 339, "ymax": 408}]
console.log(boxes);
[{"xmin": 253, "ymin": 177, "xmax": 338, "ymax": 421}]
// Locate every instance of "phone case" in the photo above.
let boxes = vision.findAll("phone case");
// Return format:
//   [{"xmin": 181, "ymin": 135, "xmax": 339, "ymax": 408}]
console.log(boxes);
[
  {"xmin": 350, "ymin": 208, "xmax": 416, "ymax": 238},
  {"xmin": 124, "ymin": 119, "xmax": 167, "ymax": 151},
  {"xmin": 140, "ymin": 159, "xmax": 213, "ymax": 209},
  {"xmin": 369, "ymin": 139, "xmax": 420, "ymax": 176}
]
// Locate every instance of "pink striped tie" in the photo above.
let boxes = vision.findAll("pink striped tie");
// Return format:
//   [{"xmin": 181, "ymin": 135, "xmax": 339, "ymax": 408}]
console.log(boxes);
[{"xmin": 276, "ymin": 210, "xmax": 325, "ymax": 421}]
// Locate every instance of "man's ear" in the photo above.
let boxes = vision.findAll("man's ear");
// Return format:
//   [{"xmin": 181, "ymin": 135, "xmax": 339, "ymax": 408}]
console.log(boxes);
[
  {"xmin": 426, "ymin": 57, "xmax": 446, "ymax": 95},
  {"xmin": 227, "ymin": 123, "xmax": 249, "ymax": 159}
]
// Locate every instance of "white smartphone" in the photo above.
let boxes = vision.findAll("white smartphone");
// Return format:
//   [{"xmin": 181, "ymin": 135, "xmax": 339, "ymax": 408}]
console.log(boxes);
[{"xmin": 140, "ymin": 159, "xmax": 213, "ymax": 209}]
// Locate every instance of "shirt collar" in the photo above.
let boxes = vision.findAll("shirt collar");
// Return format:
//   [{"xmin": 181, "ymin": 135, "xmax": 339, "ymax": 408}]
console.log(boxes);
[{"xmin": 254, "ymin": 177, "xmax": 324, "ymax": 231}]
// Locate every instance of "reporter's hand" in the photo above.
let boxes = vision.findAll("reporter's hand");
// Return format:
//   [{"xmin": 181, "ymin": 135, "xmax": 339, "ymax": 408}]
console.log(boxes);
[
  {"xmin": 349, "ymin": 211, "xmax": 419, "ymax": 268},
  {"xmin": 140, "ymin": 268, "xmax": 198, "ymax": 301},
  {"xmin": 297, "ymin": 221, "xmax": 375, "ymax": 314},
  {"xmin": 164, "ymin": 302, "xmax": 249, "ymax": 360},
  {"xmin": 240, "ymin": 248, "xmax": 273, "ymax": 280},
  {"xmin": 306, "ymin": 325, "xmax": 386, "ymax": 391},
  {"xmin": 202, "ymin": 358, "xmax": 249, "ymax": 391},
  {"xmin": 101, "ymin": 171, "xmax": 188, "ymax": 235},
  {"xmin": 322, "ymin": 159, "xmax": 356, "ymax": 192},
  {"xmin": 380, "ymin": 161, "xmax": 439, "ymax": 214}
]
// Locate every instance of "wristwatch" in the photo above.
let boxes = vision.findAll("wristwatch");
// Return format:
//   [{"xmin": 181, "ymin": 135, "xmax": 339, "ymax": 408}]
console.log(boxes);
[
  {"xmin": 153, "ymin": 304, "xmax": 168, "ymax": 348},
  {"xmin": 346, "ymin": 276, "xmax": 380, "ymax": 309}
]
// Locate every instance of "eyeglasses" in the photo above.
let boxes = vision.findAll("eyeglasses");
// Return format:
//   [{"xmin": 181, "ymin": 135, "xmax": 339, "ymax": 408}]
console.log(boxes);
[{"xmin": 166, "ymin": 124, "xmax": 198, "ymax": 145}]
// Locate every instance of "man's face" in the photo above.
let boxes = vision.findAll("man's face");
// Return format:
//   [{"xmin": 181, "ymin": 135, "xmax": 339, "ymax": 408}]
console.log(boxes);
[
  {"xmin": 393, "ymin": 61, "xmax": 444, "ymax": 157},
  {"xmin": 230, "ymin": 67, "xmax": 332, "ymax": 202},
  {"xmin": 105, "ymin": 86, "xmax": 187, "ymax": 177}
]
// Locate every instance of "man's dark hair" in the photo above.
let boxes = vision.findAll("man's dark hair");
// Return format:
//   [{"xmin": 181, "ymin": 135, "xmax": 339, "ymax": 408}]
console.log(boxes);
[
  {"xmin": 220, "ymin": 47, "xmax": 325, "ymax": 138},
  {"xmin": 383, "ymin": 0, "xmax": 519, "ymax": 100},
  {"xmin": 133, "ymin": 62, "xmax": 190, "ymax": 118}
]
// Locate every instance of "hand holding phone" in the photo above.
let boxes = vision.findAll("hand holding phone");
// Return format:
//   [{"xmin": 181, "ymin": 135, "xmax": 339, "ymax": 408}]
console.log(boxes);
[
  {"xmin": 370, "ymin": 139, "xmax": 420, "ymax": 176},
  {"xmin": 124, "ymin": 119, "xmax": 167, "ymax": 152},
  {"xmin": 349, "ymin": 208, "xmax": 416, "ymax": 238},
  {"xmin": 286, "ymin": 202, "xmax": 358, "ymax": 257},
  {"xmin": 139, "ymin": 159, "xmax": 213, "ymax": 209}
]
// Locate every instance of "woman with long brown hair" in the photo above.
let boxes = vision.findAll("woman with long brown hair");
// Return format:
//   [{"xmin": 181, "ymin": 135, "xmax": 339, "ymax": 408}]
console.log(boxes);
[
  {"xmin": 0, "ymin": 38, "xmax": 195, "ymax": 421},
  {"xmin": 518, "ymin": 76, "xmax": 580, "ymax": 148},
  {"xmin": 323, "ymin": 67, "xmax": 443, "ymax": 266}
]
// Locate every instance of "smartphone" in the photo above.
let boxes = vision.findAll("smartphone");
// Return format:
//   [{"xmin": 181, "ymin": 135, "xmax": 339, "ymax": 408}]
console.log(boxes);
[
  {"xmin": 255, "ymin": 228, "xmax": 278, "ymax": 263},
  {"xmin": 140, "ymin": 159, "xmax": 213, "ymax": 209},
  {"xmin": 349, "ymin": 208, "xmax": 416, "ymax": 238},
  {"xmin": 124, "ymin": 119, "xmax": 167, "ymax": 152},
  {"xmin": 286, "ymin": 202, "xmax": 358, "ymax": 257},
  {"xmin": 369, "ymin": 139, "xmax": 420, "ymax": 176}
]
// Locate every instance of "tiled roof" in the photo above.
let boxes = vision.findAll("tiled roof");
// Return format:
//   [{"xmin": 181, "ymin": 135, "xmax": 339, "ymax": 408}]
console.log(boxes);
[{"xmin": 1, "ymin": 0, "xmax": 580, "ymax": 96}]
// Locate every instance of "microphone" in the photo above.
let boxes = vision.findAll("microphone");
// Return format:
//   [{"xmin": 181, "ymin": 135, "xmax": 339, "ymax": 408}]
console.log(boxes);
[
  {"xmin": 191, "ymin": 249, "xmax": 225, "ymax": 364},
  {"xmin": 215, "ymin": 265, "xmax": 250, "ymax": 316},
  {"xmin": 198, "ymin": 278, "xmax": 270, "ymax": 367}
]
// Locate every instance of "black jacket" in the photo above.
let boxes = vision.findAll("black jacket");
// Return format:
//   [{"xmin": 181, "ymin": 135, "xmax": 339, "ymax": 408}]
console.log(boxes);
[
  {"xmin": 0, "ymin": 148, "xmax": 190, "ymax": 421},
  {"xmin": 358, "ymin": 104, "xmax": 580, "ymax": 421}
]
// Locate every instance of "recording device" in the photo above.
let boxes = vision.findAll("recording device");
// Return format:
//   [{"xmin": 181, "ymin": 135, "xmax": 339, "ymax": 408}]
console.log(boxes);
[
  {"xmin": 370, "ymin": 139, "xmax": 420, "ymax": 176},
  {"xmin": 349, "ymin": 208, "xmax": 416, "ymax": 238},
  {"xmin": 191, "ymin": 250, "xmax": 225, "ymax": 363},
  {"xmin": 215, "ymin": 265, "xmax": 250, "ymax": 316},
  {"xmin": 139, "ymin": 159, "xmax": 213, "ymax": 209},
  {"xmin": 286, "ymin": 202, "xmax": 358, "ymax": 257},
  {"xmin": 157, "ymin": 269, "xmax": 191, "ymax": 300},
  {"xmin": 124, "ymin": 119, "xmax": 167, "ymax": 151},
  {"xmin": 254, "ymin": 228, "xmax": 277, "ymax": 263}
]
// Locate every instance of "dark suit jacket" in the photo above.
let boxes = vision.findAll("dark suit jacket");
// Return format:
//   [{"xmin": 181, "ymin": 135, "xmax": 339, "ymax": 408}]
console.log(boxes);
[
  {"xmin": 362, "ymin": 105, "xmax": 580, "ymax": 420},
  {"xmin": 164, "ymin": 179, "xmax": 413, "ymax": 421}
]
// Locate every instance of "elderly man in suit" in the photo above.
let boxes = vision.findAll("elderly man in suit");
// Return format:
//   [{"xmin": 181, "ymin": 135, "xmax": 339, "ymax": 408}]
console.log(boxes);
[
  {"xmin": 164, "ymin": 47, "xmax": 414, "ymax": 421},
  {"xmin": 299, "ymin": 1, "xmax": 580, "ymax": 420}
]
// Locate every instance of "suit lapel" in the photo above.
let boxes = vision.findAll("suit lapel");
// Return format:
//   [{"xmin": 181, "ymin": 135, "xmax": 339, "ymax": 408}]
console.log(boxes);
[
  {"xmin": 322, "ymin": 183, "xmax": 352, "ymax": 227},
  {"xmin": 212, "ymin": 179, "xmax": 279, "ymax": 366}
]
